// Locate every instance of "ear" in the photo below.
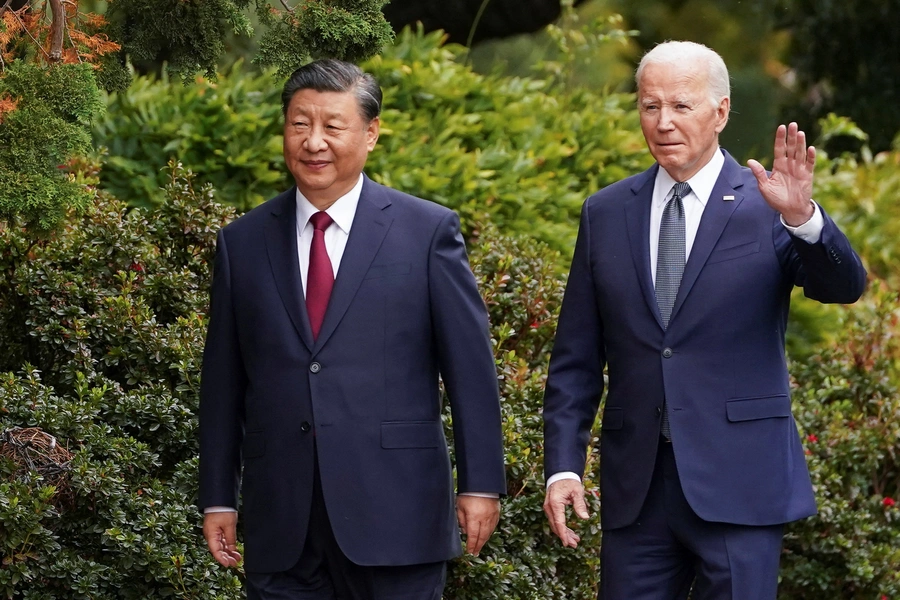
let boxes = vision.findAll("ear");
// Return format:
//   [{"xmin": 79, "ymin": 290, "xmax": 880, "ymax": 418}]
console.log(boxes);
[
  {"xmin": 366, "ymin": 117, "xmax": 380, "ymax": 151},
  {"xmin": 714, "ymin": 97, "xmax": 730, "ymax": 134}
]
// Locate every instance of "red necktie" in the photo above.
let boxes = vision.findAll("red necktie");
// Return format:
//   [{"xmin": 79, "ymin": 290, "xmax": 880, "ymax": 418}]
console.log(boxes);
[{"xmin": 306, "ymin": 211, "xmax": 334, "ymax": 340}]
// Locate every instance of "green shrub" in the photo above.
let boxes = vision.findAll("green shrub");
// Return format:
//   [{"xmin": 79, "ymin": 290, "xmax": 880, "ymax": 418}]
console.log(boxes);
[
  {"xmin": 92, "ymin": 61, "xmax": 286, "ymax": 211},
  {"xmin": 782, "ymin": 284, "xmax": 900, "ymax": 598},
  {"xmin": 0, "ymin": 61, "xmax": 103, "ymax": 235},
  {"xmin": 0, "ymin": 164, "xmax": 242, "ymax": 598},
  {"xmin": 94, "ymin": 28, "xmax": 651, "ymax": 251}
]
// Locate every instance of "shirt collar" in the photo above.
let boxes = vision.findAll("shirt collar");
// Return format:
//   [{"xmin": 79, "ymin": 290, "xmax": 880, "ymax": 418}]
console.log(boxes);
[
  {"xmin": 295, "ymin": 174, "xmax": 364, "ymax": 234},
  {"xmin": 654, "ymin": 148, "xmax": 725, "ymax": 208}
]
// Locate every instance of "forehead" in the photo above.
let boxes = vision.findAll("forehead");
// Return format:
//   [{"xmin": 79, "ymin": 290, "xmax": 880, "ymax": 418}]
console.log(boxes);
[
  {"xmin": 286, "ymin": 88, "xmax": 362, "ymax": 118},
  {"xmin": 638, "ymin": 63, "xmax": 708, "ymax": 101}
]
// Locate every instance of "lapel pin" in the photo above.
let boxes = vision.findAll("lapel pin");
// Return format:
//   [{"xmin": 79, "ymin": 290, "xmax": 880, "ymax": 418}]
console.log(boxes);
[{"xmin": 723, "ymin": 195, "xmax": 735, "ymax": 201}]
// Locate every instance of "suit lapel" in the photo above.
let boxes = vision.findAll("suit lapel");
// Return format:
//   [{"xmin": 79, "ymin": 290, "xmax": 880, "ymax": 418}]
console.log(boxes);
[
  {"xmin": 669, "ymin": 153, "xmax": 745, "ymax": 323},
  {"xmin": 313, "ymin": 177, "xmax": 393, "ymax": 352},
  {"xmin": 625, "ymin": 165, "xmax": 665, "ymax": 328},
  {"xmin": 264, "ymin": 188, "xmax": 315, "ymax": 352}
]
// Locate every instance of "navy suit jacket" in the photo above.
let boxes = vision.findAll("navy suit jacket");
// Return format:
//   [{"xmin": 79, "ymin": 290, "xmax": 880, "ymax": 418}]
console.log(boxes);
[
  {"xmin": 544, "ymin": 151, "xmax": 866, "ymax": 530},
  {"xmin": 199, "ymin": 176, "xmax": 506, "ymax": 573}
]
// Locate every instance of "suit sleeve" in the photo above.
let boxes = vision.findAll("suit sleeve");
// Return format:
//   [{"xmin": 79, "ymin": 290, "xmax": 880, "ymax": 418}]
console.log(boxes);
[
  {"xmin": 776, "ymin": 206, "xmax": 867, "ymax": 304},
  {"xmin": 428, "ymin": 211, "xmax": 506, "ymax": 495},
  {"xmin": 198, "ymin": 229, "xmax": 248, "ymax": 511},
  {"xmin": 543, "ymin": 200, "xmax": 606, "ymax": 479}
]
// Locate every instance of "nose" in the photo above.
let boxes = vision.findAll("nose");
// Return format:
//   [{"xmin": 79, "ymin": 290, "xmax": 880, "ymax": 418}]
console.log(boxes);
[
  {"xmin": 656, "ymin": 107, "xmax": 676, "ymax": 131},
  {"xmin": 303, "ymin": 125, "xmax": 327, "ymax": 152}
]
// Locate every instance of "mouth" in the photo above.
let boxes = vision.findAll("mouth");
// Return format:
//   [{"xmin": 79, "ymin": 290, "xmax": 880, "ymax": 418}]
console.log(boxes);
[{"xmin": 302, "ymin": 160, "xmax": 330, "ymax": 170}]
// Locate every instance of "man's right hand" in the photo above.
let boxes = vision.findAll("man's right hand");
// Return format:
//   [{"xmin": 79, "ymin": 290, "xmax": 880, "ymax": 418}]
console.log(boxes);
[
  {"xmin": 203, "ymin": 512, "xmax": 242, "ymax": 567},
  {"xmin": 543, "ymin": 479, "xmax": 591, "ymax": 548}
]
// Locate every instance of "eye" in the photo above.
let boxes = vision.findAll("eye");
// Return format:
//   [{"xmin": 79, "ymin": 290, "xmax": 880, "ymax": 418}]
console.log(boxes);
[{"xmin": 642, "ymin": 104, "xmax": 659, "ymax": 113}]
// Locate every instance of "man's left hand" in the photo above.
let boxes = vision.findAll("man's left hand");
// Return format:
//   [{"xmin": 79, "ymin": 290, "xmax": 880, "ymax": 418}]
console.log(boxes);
[
  {"xmin": 456, "ymin": 495, "xmax": 500, "ymax": 555},
  {"xmin": 747, "ymin": 122, "xmax": 816, "ymax": 226}
]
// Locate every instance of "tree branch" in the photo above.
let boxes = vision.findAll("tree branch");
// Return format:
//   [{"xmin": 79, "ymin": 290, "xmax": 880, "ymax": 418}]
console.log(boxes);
[
  {"xmin": 48, "ymin": 0, "xmax": 64, "ymax": 62},
  {"xmin": 279, "ymin": 0, "xmax": 294, "ymax": 12},
  {"xmin": 10, "ymin": 5, "xmax": 52, "ymax": 60}
]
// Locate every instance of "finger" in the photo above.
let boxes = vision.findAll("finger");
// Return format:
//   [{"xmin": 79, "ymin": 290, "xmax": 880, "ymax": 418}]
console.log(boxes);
[
  {"xmin": 793, "ymin": 127, "xmax": 808, "ymax": 162},
  {"xmin": 472, "ymin": 521, "xmax": 493, "ymax": 555},
  {"xmin": 746, "ymin": 159, "xmax": 769, "ymax": 187},
  {"xmin": 548, "ymin": 502, "xmax": 570, "ymax": 542},
  {"xmin": 465, "ymin": 520, "xmax": 483, "ymax": 554},
  {"xmin": 572, "ymin": 490, "xmax": 590, "ymax": 520},
  {"xmin": 785, "ymin": 122, "xmax": 799, "ymax": 159},
  {"xmin": 205, "ymin": 528, "xmax": 234, "ymax": 567},
  {"xmin": 773, "ymin": 124, "xmax": 787, "ymax": 157},
  {"xmin": 456, "ymin": 505, "xmax": 467, "ymax": 535},
  {"xmin": 806, "ymin": 145, "xmax": 816, "ymax": 172},
  {"xmin": 564, "ymin": 527, "xmax": 581, "ymax": 548}
]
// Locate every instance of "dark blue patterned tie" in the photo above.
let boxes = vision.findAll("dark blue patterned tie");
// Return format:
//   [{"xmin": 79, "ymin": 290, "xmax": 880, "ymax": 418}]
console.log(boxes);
[{"xmin": 657, "ymin": 181, "xmax": 690, "ymax": 439}]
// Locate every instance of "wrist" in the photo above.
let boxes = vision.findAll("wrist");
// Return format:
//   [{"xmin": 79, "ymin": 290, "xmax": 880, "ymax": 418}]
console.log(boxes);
[{"xmin": 782, "ymin": 200, "xmax": 815, "ymax": 227}]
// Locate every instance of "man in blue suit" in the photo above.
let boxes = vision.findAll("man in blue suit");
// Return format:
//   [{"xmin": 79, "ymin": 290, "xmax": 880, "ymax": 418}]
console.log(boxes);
[
  {"xmin": 542, "ymin": 41, "xmax": 866, "ymax": 599},
  {"xmin": 198, "ymin": 59, "xmax": 506, "ymax": 600}
]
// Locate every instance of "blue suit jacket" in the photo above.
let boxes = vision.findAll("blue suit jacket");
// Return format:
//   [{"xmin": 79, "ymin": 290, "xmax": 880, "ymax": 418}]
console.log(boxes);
[
  {"xmin": 199, "ymin": 176, "xmax": 506, "ymax": 572},
  {"xmin": 544, "ymin": 151, "xmax": 866, "ymax": 529}
]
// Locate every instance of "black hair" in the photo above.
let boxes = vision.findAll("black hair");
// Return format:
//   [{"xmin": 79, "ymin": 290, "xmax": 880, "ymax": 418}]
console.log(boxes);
[{"xmin": 281, "ymin": 59, "xmax": 382, "ymax": 122}]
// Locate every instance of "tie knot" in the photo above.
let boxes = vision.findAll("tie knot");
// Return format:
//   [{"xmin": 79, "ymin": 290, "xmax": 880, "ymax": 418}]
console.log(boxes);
[
  {"xmin": 310, "ymin": 211, "xmax": 333, "ymax": 232},
  {"xmin": 671, "ymin": 182, "xmax": 691, "ymax": 201}
]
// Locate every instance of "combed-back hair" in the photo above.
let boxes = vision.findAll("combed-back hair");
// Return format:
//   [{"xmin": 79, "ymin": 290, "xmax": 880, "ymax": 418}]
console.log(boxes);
[
  {"xmin": 635, "ymin": 41, "xmax": 730, "ymax": 108},
  {"xmin": 281, "ymin": 59, "xmax": 382, "ymax": 122}
]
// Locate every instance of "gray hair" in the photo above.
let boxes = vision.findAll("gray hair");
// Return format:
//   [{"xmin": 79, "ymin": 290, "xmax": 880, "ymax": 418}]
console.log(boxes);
[
  {"xmin": 635, "ymin": 41, "xmax": 730, "ymax": 108},
  {"xmin": 281, "ymin": 59, "xmax": 382, "ymax": 122}
]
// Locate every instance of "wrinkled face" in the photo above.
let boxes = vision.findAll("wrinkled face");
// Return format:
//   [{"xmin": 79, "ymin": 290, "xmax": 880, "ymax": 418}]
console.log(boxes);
[
  {"xmin": 638, "ymin": 62, "xmax": 729, "ymax": 182},
  {"xmin": 283, "ymin": 89, "xmax": 379, "ymax": 209}
]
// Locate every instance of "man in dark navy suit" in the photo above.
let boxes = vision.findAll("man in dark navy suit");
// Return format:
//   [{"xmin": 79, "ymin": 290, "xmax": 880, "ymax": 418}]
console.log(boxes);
[
  {"xmin": 542, "ymin": 41, "xmax": 866, "ymax": 599},
  {"xmin": 199, "ymin": 59, "xmax": 506, "ymax": 600}
]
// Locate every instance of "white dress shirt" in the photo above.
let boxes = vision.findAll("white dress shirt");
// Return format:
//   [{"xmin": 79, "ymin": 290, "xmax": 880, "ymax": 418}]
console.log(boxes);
[
  {"xmin": 295, "ymin": 174, "xmax": 363, "ymax": 295},
  {"xmin": 546, "ymin": 148, "xmax": 825, "ymax": 489}
]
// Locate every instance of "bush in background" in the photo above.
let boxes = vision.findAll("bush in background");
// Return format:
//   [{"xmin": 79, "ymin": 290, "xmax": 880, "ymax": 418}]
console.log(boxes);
[
  {"xmin": 782, "ymin": 284, "xmax": 900, "ymax": 598},
  {"xmin": 92, "ymin": 61, "xmax": 285, "ymax": 211},
  {"xmin": 93, "ymin": 28, "xmax": 650, "ymax": 252},
  {"xmin": 0, "ymin": 164, "xmax": 242, "ymax": 598}
]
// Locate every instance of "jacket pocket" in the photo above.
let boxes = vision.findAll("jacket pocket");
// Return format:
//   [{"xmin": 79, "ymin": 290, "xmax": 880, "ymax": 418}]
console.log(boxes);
[
  {"xmin": 365, "ymin": 263, "xmax": 411, "ymax": 279},
  {"xmin": 381, "ymin": 421, "xmax": 442, "ymax": 448},
  {"xmin": 601, "ymin": 407, "xmax": 624, "ymax": 430},
  {"xmin": 726, "ymin": 394, "xmax": 791, "ymax": 422},
  {"xmin": 706, "ymin": 240, "xmax": 761, "ymax": 265},
  {"xmin": 242, "ymin": 431, "xmax": 266, "ymax": 459}
]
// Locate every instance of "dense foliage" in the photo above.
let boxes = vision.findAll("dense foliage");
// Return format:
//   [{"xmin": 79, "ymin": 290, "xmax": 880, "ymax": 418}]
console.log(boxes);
[
  {"xmin": 784, "ymin": 284, "xmax": 900, "ymax": 597},
  {"xmin": 94, "ymin": 28, "xmax": 650, "ymax": 252},
  {"xmin": 0, "ymin": 61, "xmax": 102, "ymax": 234}
]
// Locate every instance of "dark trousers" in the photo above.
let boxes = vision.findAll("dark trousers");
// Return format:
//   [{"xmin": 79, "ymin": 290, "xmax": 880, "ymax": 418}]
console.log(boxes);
[
  {"xmin": 246, "ymin": 457, "xmax": 446, "ymax": 600},
  {"xmin": 599, "ymin": 442, "xmax": 784, "ymax": 600}
]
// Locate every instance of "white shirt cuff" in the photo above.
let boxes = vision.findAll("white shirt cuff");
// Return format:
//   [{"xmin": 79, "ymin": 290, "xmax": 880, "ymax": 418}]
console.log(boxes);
[
  {"xmin": 203, "ymin": 506, "xmax": 238, "ymax": 513},
  {"xmin": 781, "ymin": 201, "xmax": 824, "ymax": 244},
  {"xmin": 546, "ymin": 471, "xmax": 581, "ymax": 488},
  {"xmin": 458, "ymin": 492, "xmax": 500, "ymax": 499}
]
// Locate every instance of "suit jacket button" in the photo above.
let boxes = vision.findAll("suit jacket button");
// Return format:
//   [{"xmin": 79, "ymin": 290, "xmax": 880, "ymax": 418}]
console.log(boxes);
[
  {"xmin": 662, "ymin": 348, "xmax": 673, "ymax": 358},
  {"xmin": 309, "ymin": 362, "xmax": 321, "ymax": 373},
  {"xmin": 300, "ymin": 421, "xmax": 311, "ymax": 433},
  {"xmin": 655, "ymin": 406, "xmax": 662, "ymax": 417}
]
